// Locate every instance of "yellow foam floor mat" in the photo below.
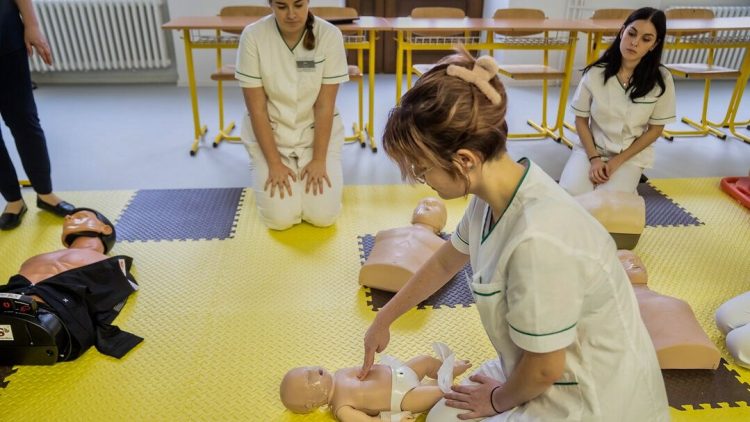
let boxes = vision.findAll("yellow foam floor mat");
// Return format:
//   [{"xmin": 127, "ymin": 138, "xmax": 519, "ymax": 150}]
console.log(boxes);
[{"xmin": 0, "ymin": 179, "xmax": 748, "ymax": 421}]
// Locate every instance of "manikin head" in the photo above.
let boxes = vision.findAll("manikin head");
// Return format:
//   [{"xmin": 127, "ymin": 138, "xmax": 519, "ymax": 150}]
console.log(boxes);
[
  {"xmin": 61, "ymin": 208, "xmax": 116, "ymax": 254},
  {"xmin": 411, "ymin": 197, "xmax": 447, "ymax": 234},
  {"xmin": 617, "ymin": 250, "xmax": 648, "ymax": 285},
  {"xmin": 280, "ymin": 366, "xmax": 334, "ymax": 413}
]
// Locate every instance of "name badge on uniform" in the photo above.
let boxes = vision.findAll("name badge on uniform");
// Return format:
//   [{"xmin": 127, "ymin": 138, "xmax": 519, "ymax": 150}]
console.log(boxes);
[{"xmin": 296, "ymin": 59, "xmax": 315, "ymax": 72}]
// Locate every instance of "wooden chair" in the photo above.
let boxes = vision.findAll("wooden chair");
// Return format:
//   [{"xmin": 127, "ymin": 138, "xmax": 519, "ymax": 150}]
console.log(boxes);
[
  {"xmin": 210, "ymin": 6, "xmax": 271, "ymax": 147},
  {"xmin": 661, "ymin": 8, "xmax": 739, "ymax": 141},
  {"xmin": 310, "ymin": 7, "xmax": 372, "ymax": 149},
  {"xmin": 488, "ymin": 8, "xmax": 568, "ymax": 142},
  {"xmin": 407, "ymin": 7, "xmax": 468, "ymax": 87}
]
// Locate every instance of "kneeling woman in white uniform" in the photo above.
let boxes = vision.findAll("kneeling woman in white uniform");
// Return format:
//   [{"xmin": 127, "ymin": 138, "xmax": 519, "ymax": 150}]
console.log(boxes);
[
  {"xmin": 360, "ymin": 48, "xmax": 669, "ymax": 421},
  {"xmin": 235, "ymin": 0, "xmax": 349, "ymax": 230},
  {"xmin": 559, "ymin": 7, "xmax": 675, "ymax": 196}
]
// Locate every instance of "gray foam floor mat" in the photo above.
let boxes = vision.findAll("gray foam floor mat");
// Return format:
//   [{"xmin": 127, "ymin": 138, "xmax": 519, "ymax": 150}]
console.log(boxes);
[
  {"xmin": 116, "ymin": 188, "xmax": 244, "ymax": 242},
  {"xmin": 638, "ymin": 182, "xmax": 703, "ymax": 227},
  {"xmin": 359, "ymin": 234, "xmax": 474, "ymax": 310}
]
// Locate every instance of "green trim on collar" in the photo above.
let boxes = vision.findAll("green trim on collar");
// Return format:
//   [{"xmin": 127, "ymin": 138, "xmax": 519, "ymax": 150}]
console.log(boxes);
[
  {"xmin": 480, "ymin": 158, "xmax": 530, "ymax": 244},
  {"xmin": 275, "ymin": 20, "xmax": 306, "ymax": 53}
]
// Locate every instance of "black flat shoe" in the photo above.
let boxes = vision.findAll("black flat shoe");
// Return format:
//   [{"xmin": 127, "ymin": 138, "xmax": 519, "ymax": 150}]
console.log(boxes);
[
  {"xmin": 36, "ymin": 197, "xmax": 75, "ymax": 217},
  {"xmin": 0, "ymin": 204, "xmax": 27, "ymax": 230}
]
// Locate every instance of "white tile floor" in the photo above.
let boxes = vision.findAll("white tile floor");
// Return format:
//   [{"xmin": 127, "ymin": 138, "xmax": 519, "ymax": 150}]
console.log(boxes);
[{"xmin": 1, "ymin": 75, "xmax": 748, "ymax": 206}]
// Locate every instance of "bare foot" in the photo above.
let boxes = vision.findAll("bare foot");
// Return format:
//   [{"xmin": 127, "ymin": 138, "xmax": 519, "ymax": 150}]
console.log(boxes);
[{"xmin": 453, "ymin": 359, "xmax": 471, "ymax": 377}]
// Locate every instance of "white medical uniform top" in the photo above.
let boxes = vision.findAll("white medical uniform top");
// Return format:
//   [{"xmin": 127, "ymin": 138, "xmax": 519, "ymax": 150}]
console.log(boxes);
[
  {"xmin": 570, "ymin": 66, "xmax": 676, "ymax": 169},
  {"xmin": 451, "ymin": 159, "xmax": 669, "ymax": 421},
  {"xmin": 235, "ymin": 15, "xmax": 349, "ymax": 149}
]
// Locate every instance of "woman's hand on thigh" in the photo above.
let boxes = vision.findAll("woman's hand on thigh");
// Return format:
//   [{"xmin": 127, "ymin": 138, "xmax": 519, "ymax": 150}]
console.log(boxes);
[
  {"xmin": 300, "ymin": 159, "xmax": 332, "ymax": 196},
  {"xmin": 265, "ymin": 162, "xmax": 296, "ymax": 199},
  {"xmin": 444, "ymin": 374, "xmax": 503, "ymax": 419},
  {"xmin": 589, "ymin": 158, "xmax": 609, "ymax": 185}
]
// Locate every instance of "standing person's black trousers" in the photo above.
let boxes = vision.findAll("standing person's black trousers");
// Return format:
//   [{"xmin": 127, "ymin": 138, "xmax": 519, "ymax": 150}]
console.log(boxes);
[{"xmin": 0, "ymin": 47, "xmax": 53, "ymax": 202}]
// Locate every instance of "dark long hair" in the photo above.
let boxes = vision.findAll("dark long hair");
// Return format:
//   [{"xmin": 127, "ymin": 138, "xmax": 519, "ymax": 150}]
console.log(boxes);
[
  {"xmin": 585, "ymin": 7, "xmax": 667, "ymax": 100},
  {"xmin": 303, "ymin": 11, "xmax": 315, "ymax": 50}
]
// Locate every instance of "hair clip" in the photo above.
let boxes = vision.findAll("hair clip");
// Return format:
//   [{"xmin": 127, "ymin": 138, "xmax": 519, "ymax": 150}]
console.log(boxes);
[{"xmin": 446, "ymin": 56, "xmax": 502, "ymax": 106}]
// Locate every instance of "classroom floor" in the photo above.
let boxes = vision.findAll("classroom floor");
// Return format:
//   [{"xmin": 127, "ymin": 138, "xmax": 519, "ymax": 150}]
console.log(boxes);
[
  {"xmin": 0, "ymin": 76, "xmax": 748, "ymax": 196},
  {"xmin": 1, "ymin": 179, "xmax": 749, "ymax": 420},
  {"xmin": 0, "ymin": 76, "xmax": 749, "ymax": 420}
]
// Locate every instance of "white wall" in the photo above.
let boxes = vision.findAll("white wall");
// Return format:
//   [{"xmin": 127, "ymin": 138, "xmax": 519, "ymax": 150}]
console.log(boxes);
[{"xmin": 166, "ymin": 0, "xmax": 344, "ymax": 86}]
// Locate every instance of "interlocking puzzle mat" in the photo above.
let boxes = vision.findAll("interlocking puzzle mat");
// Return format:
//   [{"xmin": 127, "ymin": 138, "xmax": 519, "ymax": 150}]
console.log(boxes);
[
  {"xmin": 0, "ymin": 179, "xmax": 748, "ymax": 421},
  {"xmin": 359, "ymin": 233, "xmax": 474, "ymax": 310},
  {"xmin": 638, "ymin": 182, "xmax": 703, "ymax": 227}
]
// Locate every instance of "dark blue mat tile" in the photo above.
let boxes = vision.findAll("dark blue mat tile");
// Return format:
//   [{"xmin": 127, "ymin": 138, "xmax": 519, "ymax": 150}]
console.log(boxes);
[
  {"xmin": 359, "ymin": 233, "xmax": 474, "ymax": 310},
  {"xmin": 116, "ymin": 188, "xmax": 244, "ymax": 242},
  {"xmin": 638, "ymin": 182, "xmax": 702, "ymax": 227},
  {"xmin": 663, "ymin": 359, "xmax": 750, "ymax": 410}
]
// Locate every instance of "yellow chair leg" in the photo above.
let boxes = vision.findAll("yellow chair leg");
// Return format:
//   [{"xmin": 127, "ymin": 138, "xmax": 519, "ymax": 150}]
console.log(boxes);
[{"xmin": 663, "ymin": 78, "xmax": 728, "ymax": 141}]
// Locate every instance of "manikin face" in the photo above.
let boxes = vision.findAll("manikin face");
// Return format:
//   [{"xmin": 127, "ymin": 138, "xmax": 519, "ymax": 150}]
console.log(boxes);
[
  {"xmin": 619, "ymin": 19, "xmax": 658, "ymax": 64},
  {"xmin": 617, "ymin": 250, "xmax": 648, "ymax": 285},
  {"xmin": 270, "ymin": 0, "xmax": 309, "ymax": 37},
  {"xmin": 279, "ymin": 366, "xmax": 333, "ymax": 413},
  {"xmin": 61, "ymin": 210, "xmax": 113, "ymax": 247},
  {"xmin": 411, "ymin": 197, "xmax": 448, "ymax": 233}
]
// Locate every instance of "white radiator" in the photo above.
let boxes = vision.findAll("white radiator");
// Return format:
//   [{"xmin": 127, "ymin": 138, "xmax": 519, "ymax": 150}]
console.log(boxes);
[
  {"xmin": 29, "ymin": 0, "xmax": 171, "ymax": 72},
  {"xmin": 662, "ymin": 6, "xmax": 750, "ymax": 70}
]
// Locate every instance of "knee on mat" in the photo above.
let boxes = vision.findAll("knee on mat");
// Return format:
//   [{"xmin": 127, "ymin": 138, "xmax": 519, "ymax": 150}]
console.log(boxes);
[
  {"xmin": 726, "ymin": 325, "xmax": 750, "ymax": 368},
  {"xmin": 715, "ymin": 292, "xmax": 750, "ymax": 334},
  {"xmin": 259, "ymin": 210, "xmax": 300, "ymax": 231},
  {"xmin": 303, "ymin": 208, "xmax": 340, "ymax": 228},
  {"xmin": 427, "ymin": 399, "xmax": 483, "ymax": 422}
]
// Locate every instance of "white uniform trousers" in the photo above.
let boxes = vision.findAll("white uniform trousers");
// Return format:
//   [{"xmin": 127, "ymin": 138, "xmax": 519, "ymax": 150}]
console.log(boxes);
[
  {"xmin": 245, "ymin": 119, "xmax": 344, "ymax": 230},
  {"xmin": 559, "ymin": 146, "xmax": 644, "ymax": 196},
  {"xmin": 716, "ymin": 291, "xmax": 750, "ymax": 368},
  {"xmin": 427, "ymin": 359, "xmax": 515, "ymax": 422}
]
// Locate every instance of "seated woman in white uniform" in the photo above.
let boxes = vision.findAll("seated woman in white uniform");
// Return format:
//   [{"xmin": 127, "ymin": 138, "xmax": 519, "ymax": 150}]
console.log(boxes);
[
  {"xmin": 559, "ymin": 7, "xmax": 676, "ymax": 195},
  {"xmin": 359, "ymin": 48, "xmax": 668, "ymax": 421},
  {"xmin": 279, "ymin": 343, "xmax": 470, "ymax": 421},
  {"xmin": 235, "ymin": 0, "xmax": 349, "ymax": 230}
]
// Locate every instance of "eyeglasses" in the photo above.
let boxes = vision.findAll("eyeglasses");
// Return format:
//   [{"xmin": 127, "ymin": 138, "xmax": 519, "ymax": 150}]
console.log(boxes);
[{"xmin": 410, "ymin": 163, "xmax": 434, "ymax": 184}]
